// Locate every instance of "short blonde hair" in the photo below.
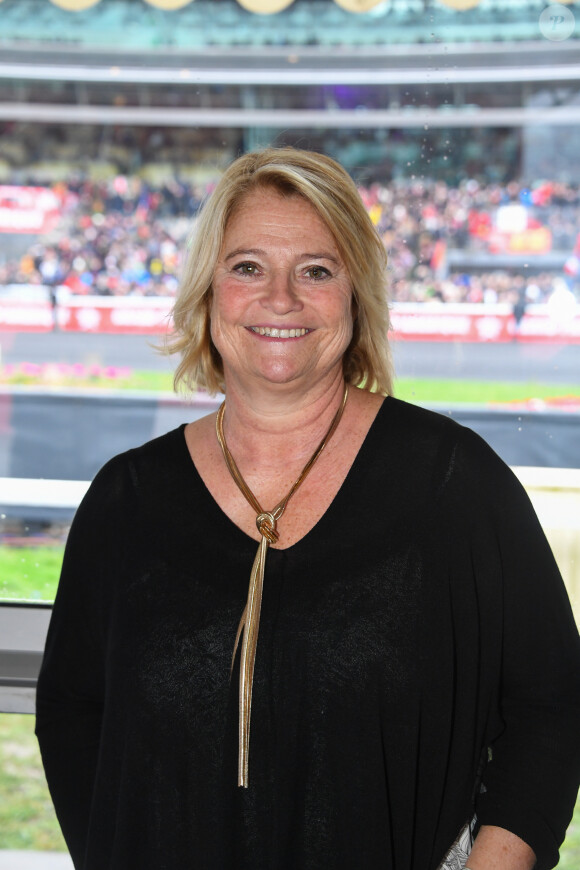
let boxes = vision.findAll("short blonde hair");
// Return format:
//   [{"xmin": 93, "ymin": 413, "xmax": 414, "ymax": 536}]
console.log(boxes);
[{"xmin": 167, "ymin": 147, "xmax": 393, "ymax": 395}]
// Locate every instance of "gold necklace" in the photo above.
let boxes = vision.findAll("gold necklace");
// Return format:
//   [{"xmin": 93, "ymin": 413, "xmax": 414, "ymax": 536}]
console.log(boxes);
[{"xmin": 215, "ymin": 384, "xmax": 349, "ymax": 787}]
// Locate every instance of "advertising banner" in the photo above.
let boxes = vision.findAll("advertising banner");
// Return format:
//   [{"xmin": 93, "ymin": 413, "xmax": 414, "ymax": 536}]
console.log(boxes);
[
  {"xmin": 0, "ymin": 294, "xmax": 172, "ymax": 333},
  {"xmin": 390, "ymin": 303, "xmax": 580, "ymax": 343},
  {"xmin": 0, "ymin": 187, "xmax": 61, "ymax": 235},
  {"xmin": 1, "ymin": 294, "xmax": 580, "ymax": 342}
]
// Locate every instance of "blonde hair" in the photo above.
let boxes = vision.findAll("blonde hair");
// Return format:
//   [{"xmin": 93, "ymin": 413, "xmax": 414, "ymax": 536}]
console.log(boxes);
[{"xmin": 167, "ymin": 147, "xmax": 393, "ymax": 395}]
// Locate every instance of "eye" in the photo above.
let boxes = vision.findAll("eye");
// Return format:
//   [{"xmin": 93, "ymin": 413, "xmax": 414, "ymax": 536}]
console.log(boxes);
[
  {"xmin": 305, "ymin": 265, "xmax": 331, "ymax": 280},
  {"xmin": 233, "ymin": 261, "xmax": 260, "ymax": 275}
]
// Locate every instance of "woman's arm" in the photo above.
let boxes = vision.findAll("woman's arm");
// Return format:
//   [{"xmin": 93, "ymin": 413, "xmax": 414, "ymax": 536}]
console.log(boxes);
[
  {"xmin": 36, "ymin": 454, "xmax": 132, "ymax": 866},
  {"xmin": 466, "ymin": 825, "xmax": 536, "ymax": 870},
  {"xmin": 447, "ymin": 428, "xmax": 580, "ymax": 869}
]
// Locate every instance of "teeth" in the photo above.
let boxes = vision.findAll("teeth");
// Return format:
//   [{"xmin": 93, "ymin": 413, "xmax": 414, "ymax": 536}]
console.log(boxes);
[{"xmin": 251, "ymin": 327, "xmax": 309, "ymax": 338}]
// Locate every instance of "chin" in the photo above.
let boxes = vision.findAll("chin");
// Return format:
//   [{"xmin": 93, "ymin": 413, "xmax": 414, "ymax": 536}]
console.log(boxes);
[
  {"xmin": 257, "ymin": 369, "xmax": 303, "ymax": 385},
  {"xmin": 250, "ymin": 359, "xmax": 311, "ymax": 385}
]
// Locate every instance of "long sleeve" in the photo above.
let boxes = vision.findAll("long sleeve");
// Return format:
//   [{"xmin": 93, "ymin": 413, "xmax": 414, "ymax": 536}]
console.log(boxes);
[
  {"xmin": 35, "ymin": 454, "xmax": 133, "ymax": 868},
  {"xmin": 448, "ymin": 427, "xmax": 580, "ymax": 869},
  {"xmin": 30, "ymin": 407, "xmax": 580, "ymax": 870}
]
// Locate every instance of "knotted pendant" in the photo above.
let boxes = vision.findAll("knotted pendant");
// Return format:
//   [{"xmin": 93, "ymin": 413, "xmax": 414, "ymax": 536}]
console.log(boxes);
[{"xmin": 216, "ymin": 385, "xmax": 348, "ymax": 787}]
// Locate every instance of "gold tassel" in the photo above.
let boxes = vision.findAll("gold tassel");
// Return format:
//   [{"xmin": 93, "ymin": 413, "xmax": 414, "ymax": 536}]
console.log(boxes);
[
  {"xmin": 235, "ymin": 534, "xmax": 268, "ymax": 787},
  {"xmin": 216, "ymin": 386, "xmax": 348, "ymax": 787}
]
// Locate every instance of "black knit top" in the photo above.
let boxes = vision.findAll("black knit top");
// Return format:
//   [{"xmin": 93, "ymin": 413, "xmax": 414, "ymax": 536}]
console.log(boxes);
[{"xmin": 36, "ymin": 397, "xmax": 580, "ymax": 870}]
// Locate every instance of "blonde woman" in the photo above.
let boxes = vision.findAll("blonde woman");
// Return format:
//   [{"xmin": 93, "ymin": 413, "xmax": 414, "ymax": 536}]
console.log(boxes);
[{"xmin": 37, "ymin": 148, "xmax": 580, "ymax": 870}]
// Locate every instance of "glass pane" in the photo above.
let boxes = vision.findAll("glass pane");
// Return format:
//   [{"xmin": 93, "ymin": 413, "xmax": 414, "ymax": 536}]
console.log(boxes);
[
  {"xmin": 0, "ymin": 1, "xmax": 577, "ymax": 602},
  {"xmin": 0, "ymin": 0, "xmax": 579, "ymax": 866}
]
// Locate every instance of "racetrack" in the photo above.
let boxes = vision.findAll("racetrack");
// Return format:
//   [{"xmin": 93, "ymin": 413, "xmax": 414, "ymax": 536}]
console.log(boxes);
[
  {"xmin": 2, "ymin": 331, "xmax": 579, "ymax": 474},
  {"xmin": 1, "ymin": 331, "xmax": 580, "ymax": 385}
]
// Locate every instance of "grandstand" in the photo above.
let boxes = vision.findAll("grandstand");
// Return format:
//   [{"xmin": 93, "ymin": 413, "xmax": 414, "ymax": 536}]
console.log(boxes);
[
  {"xmin": 0, "ymin": 0, "xmax": 578, "ymax": 182},
  {"xmin": 0, "ymin": 0, "xmax": 579, "ymax": 320}
]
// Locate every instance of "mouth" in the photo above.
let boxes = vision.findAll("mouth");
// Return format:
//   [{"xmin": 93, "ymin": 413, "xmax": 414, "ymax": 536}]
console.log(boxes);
[{"xmin": 248, "ymin": 326, "xmax": 311, "ymax": 338}]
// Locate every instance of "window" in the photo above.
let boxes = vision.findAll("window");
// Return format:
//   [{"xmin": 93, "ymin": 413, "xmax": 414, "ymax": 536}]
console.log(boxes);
[{"xmin": 0, "ymin": 0, "xmax": 579, "ymax": 862}]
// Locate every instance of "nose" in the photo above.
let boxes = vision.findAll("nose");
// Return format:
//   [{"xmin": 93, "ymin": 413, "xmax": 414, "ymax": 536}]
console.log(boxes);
[{"xmin": 261, "ymin": 270, "xmax": 303, "ymax": 314}]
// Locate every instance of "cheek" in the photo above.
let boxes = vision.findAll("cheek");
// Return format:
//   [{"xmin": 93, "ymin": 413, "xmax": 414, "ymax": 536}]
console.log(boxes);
[
  {"xmin": 209, "ymin": 287, "xmax": 232, "ymax": 336},
  {"xmin": 209, "ymin": 288, "xmax": 248, "ymax": 355},
  {"xmin": 208, "ymin": 295, "xmax": 228, "ymax": 352},
  {"xmin": 337, "ymin": 293, "xmax": 356, "ymax": 333},
  {"xmin": 210, "ymin": 282, "xmax": 248, "ymax": 322}
]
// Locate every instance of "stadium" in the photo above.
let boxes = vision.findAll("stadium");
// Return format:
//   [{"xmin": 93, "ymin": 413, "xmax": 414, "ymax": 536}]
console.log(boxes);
[
  {"xmin": 0, "ymin": 0, "xmax": 579, "ymax": 866},
  {"xmin": 0, "ymin": 0, "xmax": 579, "ymax": 340}
]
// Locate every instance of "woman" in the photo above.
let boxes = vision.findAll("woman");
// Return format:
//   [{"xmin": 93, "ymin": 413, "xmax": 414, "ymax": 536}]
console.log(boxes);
[{"xmin": 36, "ymin": 147, "xmax": 580, "ymax": 870}]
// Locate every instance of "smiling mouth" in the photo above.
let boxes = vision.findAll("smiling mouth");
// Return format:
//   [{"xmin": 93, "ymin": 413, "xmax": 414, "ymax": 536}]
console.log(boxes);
[{"xmin": 249, "ymin": 327, "xmax": 311, "ymax": 338}]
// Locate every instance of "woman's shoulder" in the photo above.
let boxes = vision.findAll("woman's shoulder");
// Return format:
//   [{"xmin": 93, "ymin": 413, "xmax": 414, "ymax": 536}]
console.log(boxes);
[
  {"xmin": 381, "ymin": 395, "xmax": 500, "ymax": 457},
  {"xmin": 380, "ymin": 393, "xmax": 460, "ymax": 432},
  {"xmin": 374, "ymin": 394, "xmax": 467, "ymax": 455},
  {"xmin": 377, "ymin": 395, "xmax": 518, "ymax": 494},
  {"xmin": 89, "ymin": 424, "xmax": 192, "ymax": 497}
]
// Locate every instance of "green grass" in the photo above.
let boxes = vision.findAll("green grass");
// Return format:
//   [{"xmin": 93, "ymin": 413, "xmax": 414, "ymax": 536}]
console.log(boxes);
[
  {"xmin": 0, "ymin": 714, "xmax": 66, "ymax": 851},
  {"xmin": 0, "ymin": 546, "xmax": 64, "ymax": 602},
  {"xmin": 394, "ymin": 377, "xmax": 580, "ymax": 405},
  {"xmin": 2, "ymin": 368, "xmax": 175, "ymax": 393},
  {"xmin": 116, "ymin": 369, "xmax": 174, "ymax": 391},
  {"xmin": 560, "ymin": 795, "xmax": 580, "ymax": 870},
  {"xmin": 3, "ymin": 365, "xmax": 580, "ymax": 405},
  {"xmin": 0, "ymin": 713, "xmax": 578, "ymax": 858}
]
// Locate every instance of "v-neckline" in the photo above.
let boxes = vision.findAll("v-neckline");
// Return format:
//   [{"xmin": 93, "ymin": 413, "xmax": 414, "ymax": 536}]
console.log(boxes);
[{"xmin": 176, "ymin": 397, "xmax": 390, "ymax": 555}]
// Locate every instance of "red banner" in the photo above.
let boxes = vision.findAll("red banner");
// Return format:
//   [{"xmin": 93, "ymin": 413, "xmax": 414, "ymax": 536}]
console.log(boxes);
[
  {"xmin": 57, "ymin": 300, "xmax": 173, "ymax": 333},
  {"xmin": 0, "ymin": 300, "xmax": 55, "ymax": 331},
  {"xmin": 0, "ymin": 294, "xmax": 173, "ymax": 333},
  {"xmin": 390, "ymin": 303, "xmax": 580, "ymax": 343},
  {"xmin": 0, "ymin": 186, "xmax": 61, "ymax": 234},
  {"xmin": 2, "ymin": 296, "xmax": 580, "ymax": 343}
]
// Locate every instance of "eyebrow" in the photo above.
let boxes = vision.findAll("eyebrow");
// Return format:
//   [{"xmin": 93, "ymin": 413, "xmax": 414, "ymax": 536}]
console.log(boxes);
[
  {"xmin": 224, "ymin": 248, "xmax": 265, "ymax": 262},
  {"xmin": 224, "ymin": 248, "xmax": 341, "ymax": 264}
]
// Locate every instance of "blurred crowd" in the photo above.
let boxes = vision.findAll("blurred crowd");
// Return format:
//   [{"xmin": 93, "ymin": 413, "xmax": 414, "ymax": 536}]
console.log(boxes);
[
  {"xmin": 0, "ymin": 176, "xmax": 207, "ymax": 298},
  {"xmin": 361, "ymin": 177, "xmax": 580, "ymax": 305},
  {"xmin": 0, "ymin": 173, "xmax": 579, "ymax": 305}
]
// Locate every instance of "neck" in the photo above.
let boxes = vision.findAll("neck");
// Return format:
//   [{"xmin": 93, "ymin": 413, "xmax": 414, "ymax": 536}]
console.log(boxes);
[{"xmin": 220, "ymin": 370, "xmax": 349, "ymax": 465}]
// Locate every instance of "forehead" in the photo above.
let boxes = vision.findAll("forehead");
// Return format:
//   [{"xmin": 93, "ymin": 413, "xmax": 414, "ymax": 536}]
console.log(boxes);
[{"xmin": 224, "ymin": 186, "xmax": 338, "ymax": 248}]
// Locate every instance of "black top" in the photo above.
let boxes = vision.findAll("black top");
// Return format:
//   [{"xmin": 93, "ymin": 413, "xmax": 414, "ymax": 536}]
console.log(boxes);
[{"xmin": 36, "ymin": 397, "xmax": 580, "ymax": 870}]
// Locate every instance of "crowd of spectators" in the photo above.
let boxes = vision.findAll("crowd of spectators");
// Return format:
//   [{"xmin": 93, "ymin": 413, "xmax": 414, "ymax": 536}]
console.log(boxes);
[
  {"xmin": 360, "ymin": 176, "xmax": 580, "ymax": 304},
  {"xmin": 0, "ymin": 172, "xmax": 579, "ymax": 306},
  {"xmin": 0, "ymin": 175, "xmax": 206, "ymax": 299}
]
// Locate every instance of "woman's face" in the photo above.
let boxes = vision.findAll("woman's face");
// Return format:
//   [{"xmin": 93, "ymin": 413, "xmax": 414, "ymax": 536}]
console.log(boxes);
[{"xmin": 210, "ymin": 187, "xmax": 354, "ymax": 392}]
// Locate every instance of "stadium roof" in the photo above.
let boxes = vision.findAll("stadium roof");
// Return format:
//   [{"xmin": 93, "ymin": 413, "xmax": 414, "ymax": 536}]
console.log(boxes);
[
  {"xmin": 1, "ymin": 0, "xmax": 577, "ymax": 55},
  {"xmin": 0, "ymin": 0, "xmax": 578, "ymax": 128}
]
